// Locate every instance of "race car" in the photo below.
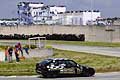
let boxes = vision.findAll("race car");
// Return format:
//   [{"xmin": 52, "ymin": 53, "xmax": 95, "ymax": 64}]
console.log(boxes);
[{"xmin": 36, "ymin": 58, "xmax": 95, "ymax": 77}]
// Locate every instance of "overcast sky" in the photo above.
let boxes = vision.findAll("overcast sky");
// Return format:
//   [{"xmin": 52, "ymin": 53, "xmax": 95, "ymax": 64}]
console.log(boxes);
[{"xmin": 0, "ymin": 0, "xmax": 119, "ymax": 18}]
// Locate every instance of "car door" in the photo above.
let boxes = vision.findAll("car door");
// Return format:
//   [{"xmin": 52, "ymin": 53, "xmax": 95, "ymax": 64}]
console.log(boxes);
[{"xmin": 63, "ymin": 60, "xmax": 77, "ymax": 74}]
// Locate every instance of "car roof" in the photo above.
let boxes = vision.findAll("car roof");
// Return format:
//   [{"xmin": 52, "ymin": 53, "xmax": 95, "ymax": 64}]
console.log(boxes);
[
  {"xmin": 38, "ymin": 58, "xmax": 72, "ymax": 64},
  {"xmin": 47, "ymin": 58, "xmax": 69, "ymax": 61}
]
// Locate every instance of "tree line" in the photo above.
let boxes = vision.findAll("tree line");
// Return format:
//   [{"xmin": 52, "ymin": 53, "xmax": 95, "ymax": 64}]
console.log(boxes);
[{"xmin": 0, "ymin": 34, "xmax": 85, "ymax": 41}]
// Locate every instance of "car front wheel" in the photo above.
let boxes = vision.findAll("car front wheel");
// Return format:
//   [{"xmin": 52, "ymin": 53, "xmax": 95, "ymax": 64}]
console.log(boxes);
[
  {"xmin": 81, "ymin": 67, "xmax": 95, "ymax": 77},
  {"xmin": 85, "ymin": 68, "xmax": 95, "ymax": 77}
]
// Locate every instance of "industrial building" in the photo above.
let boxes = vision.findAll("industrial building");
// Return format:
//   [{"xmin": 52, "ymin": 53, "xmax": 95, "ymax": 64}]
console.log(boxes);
[
  {"xmin": 56, "ymin": 10, "xmax": 101, "ymax": 25},
  {"xmin": 17, "ymin": 2, "xmax": 101, "ymax": 25},
  {"xmin": 17, "ymin": 2, "xmax": 66, "ymax": 24},
  {"xmin": 17, "ymin": 2, "xmax": 44, "ymax": 24}
]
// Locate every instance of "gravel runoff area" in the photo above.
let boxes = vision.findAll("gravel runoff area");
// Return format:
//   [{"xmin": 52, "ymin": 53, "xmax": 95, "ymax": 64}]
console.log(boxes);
[{"xmin": 0, "ymin": 48, "xmax": 53, "ymax": 62}]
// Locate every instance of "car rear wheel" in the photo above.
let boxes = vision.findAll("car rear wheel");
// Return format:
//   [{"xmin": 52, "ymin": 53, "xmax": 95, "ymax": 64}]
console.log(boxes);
[
  {"xmin": 42, "ymin": 71, "xmax": 59, "ymax": 78},
  {"xmin": 42, "ymin": 74, "xmax": 48, "ymax": 78},
  {"xmin": 42, "ymin": 73, "xmax": 52, "ymax": 78}
]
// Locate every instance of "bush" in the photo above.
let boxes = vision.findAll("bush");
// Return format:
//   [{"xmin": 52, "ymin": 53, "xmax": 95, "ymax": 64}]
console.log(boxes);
[{"xmin": 0, "ymin": 34, "xmax": 85, "ymax": 41}]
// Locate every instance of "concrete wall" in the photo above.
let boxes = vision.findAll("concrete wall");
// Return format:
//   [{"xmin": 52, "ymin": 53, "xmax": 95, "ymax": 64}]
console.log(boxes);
[{"xmin": 0, "ymin": 25, "xmax": 120, "ymax": 42}]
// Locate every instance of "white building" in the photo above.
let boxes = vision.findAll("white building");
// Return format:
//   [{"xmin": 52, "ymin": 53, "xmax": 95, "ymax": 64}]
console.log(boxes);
[
  {"xmin": 49, "ymin": 5, "xmax": 66, "ymax": 15},
  {"xmin": 17, "ymin": 2, "xmax": 101, "ymax": 25},
  {"xmin": 0, "ymin": 19, "xmax": 18, "ymax": 26},
  {"xmin": 17, "ymin": 2, "xmax": 66, "ymax": 24},
  {"xmin": 82, "ymin": 11, "xmax": 101, "ymax": 25},
  {"xmin": 17, "ymin": 2, "xmax": 45, "ymax": 24},
  {"xmin": 56, "ymin": 10, "xmax": 101, "ymax": 25}
]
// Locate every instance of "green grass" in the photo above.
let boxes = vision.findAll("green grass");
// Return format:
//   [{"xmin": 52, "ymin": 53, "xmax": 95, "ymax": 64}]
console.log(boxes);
[
  {"xmin": 53, "ymin": 49, "xmax": 120, "ymax": 73},
  {"xmin": 0, "ymin": 40, "xmax": 120, "ymax": 47},
  {"xmin": 0, "ymin": 45, "xmax": 8, "ymax": 51},
  {"xmin": 0, "ymin": 57, "xmax": 42, "ymax": 76},
  {"xmin": 46, "ymin": 40, "xmax": 120, "ymax": 47},
  {"xmin": 0, "ymin": 49, "xmax": 120, "ymax": 76},
  {"xmin": 53, "ymin": 50, "xmax": 120, "ymax": 72},
  {"xmin": 45, "ymin": 45, "xmax": 53, "ymax": 49}
]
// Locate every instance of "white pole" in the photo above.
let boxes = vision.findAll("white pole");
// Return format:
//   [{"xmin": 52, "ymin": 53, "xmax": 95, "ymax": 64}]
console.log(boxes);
[
  {"xmin": 28, "ymin": 39, "xmax": 31, "ymax": 49},
  {"xmin": 38, "ymin": 38, "xmax": 40, "ymax": 48},
  {"xmin": 91, "ymin": 0, "xmax": 93, "ymax": 25}
]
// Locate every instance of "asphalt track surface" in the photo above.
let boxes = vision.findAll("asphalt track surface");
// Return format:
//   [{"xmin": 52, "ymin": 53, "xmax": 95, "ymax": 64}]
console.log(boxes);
[
  {"xmin": 52, "ymin": 44, "xmax": 120, "ymax": 57},
  {"xmin": 0, "ymin": 72, "xmax": 120, "ymax": 80}
]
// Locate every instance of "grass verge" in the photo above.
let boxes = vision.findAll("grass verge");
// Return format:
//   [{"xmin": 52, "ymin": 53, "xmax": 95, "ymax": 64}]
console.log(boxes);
[
  {"xmin": 0, "ymin": 49, "xmax": 120, "ymax": 76},
  {"xmin": 0, "ymin": 57, "xmax": 42, "ymax": 76},
  {"xmin": 52, "ymin": 49, "xmax": 120, "ymax": 73},
  {"xmin": 47, "ymin": 40, "xmax": 120, "ymax": 47},
  {"xmin": 0, "ymin": 40, "xmax": 120, "ymax": 47}
]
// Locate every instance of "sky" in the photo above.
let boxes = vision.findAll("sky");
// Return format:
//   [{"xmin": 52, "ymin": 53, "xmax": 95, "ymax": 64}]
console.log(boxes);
[{"xmin": 0, "ymin": 0, "xmax": 119, "ymax": 18}]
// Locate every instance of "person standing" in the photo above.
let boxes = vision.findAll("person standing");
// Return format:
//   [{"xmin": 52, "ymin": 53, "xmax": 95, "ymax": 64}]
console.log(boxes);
[
  {"xmin": 17, "ymin": 42, "xmax": 23, "ymax": 57},
  {"xmin": 4, "ymin": 47, "xmax": 8, "ymax": 61},
  {"xmin": 14, "ymin": 45, "xmax": 20, "ymax": 62},
  {"xmin": 8, "ymin": 47, "xmax": 13, "ymax": 63}
]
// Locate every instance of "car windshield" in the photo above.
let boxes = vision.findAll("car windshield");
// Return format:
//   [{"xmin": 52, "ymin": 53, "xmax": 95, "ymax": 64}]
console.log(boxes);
[
  {"xmin": 40, "ymin": 59, "xmax": 52, "ymax": 65},
  {"xmin": 66, "ymin": 60, "xmax": 77, "ymax": 67}
]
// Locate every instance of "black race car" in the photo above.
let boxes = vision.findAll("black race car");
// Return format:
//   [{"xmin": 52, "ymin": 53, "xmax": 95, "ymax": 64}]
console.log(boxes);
[{"xmin": 36, "ymin": 58, "xmax": 95, "ymax": 77}]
